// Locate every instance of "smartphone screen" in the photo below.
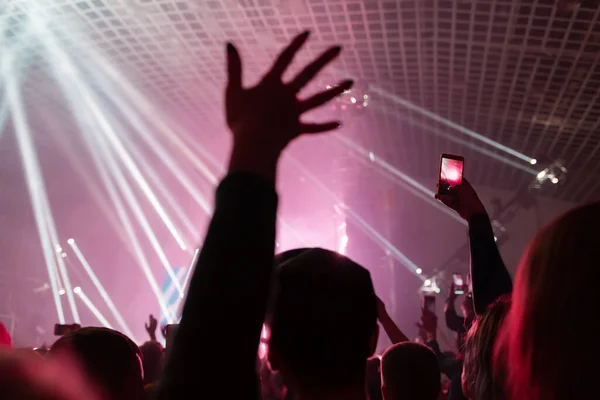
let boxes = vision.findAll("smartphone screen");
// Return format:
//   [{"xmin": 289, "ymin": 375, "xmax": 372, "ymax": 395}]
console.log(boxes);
[
  {"xmin": 423, "ymin": 295, "xmax": 436, "ymax": 313},
  {"xmin": 438, "ymin": 154, "xmax": 464, "ymax": 194},
  {"xmin": 452, "ymin": 273, "xmax": 465, "ymax": 295}
]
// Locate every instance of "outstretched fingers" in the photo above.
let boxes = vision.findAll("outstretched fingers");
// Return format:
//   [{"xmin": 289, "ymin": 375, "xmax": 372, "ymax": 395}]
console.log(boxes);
[
  {"xmin": 298, "ymin": 79, "xmax": 354, "ymax": 113},
  {"xmin": 226, "ymin": 42, "xmax": 243, "ymax": 93},
  {"xmin": 299, "ymin": 121, "xmax": 341, "ymax": 134},
  {"xmin": 289, "ymin": 45, "xmax": 342, "ymax": 92},
  {"xmin": 269, "ymin": 30, "xmax": 311, "ymax": 79}
]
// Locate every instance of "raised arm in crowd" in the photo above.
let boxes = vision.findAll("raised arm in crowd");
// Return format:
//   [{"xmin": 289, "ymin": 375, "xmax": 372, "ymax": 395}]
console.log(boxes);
[{"xmin": 156, "ymin": 31, "xmax": 354, "ymax": 399}]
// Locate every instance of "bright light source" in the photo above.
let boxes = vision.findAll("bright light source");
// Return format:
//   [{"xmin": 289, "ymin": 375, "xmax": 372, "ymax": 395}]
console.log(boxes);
[
  {"xmin": 434, "ymin": 287, "xmax": 441, "ymax": 293},
  {"xmin": 261, "ymin": 324, "xmax": 269, "ymax": 340},
  {"xmin": 416, "ymin": 268, "xmax": 422, "ymax": 275},
  {"xmin": 59, "ymin": 289, "xmax": 66, "ymax": 296},
  {"xmin": 494, "ymin": 236, "xmax": 498, "ymax": 242},
  {"xmin": 61, "ymin": 252, "xmax": 67, "ymax": 258},
  {"xmin": 362, "ymin": 102, "xmax": 368, "ymax": 107},
  {"xmin": 530, "ymin": 159, "xmax": 537, "ymax": 165},
  {"xmin": 551, "ymin": 177, "xmax": 559, "ymax": 184},
  {"xmin": 369, "ymin": 152, "xmax": 375, "ymax": 162},
  {"xmin": 73, "ymin": 286, "xmax": 81, "ymax": 294},
  {"xmin": 424, "ymin": 279, "xmax": 432, "ymax": 287},
  {"xmin": 258, "ymin": 342, "xmax": 268, "ymax": 359},
  {"xmin": 338, "ymin": 234, "xmax": 349, "ymax": 255},
  {"xmin": 55, "ymin": 246, "xmax": 62, "ymax": 253},
  {"xmin": 67, "ymin": 238, "xmax": 74, "ymax": 245},
  {"xmin": 537, "ymin": 170, "xmax": 547, "ymax": 180},
  {"xmin": 350, "ymin": 96, "xmax": 356, "ymax": 104}
]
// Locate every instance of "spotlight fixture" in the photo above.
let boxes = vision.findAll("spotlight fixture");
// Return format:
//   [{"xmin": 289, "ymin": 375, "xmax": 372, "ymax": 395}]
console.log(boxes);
[
  {"xmin": 421, "ymin": 276, "xmax": 440, "ymax": 293},
  {"xmin": 531, "ymin": 160, "xmax": 567, "ymax": 189}
]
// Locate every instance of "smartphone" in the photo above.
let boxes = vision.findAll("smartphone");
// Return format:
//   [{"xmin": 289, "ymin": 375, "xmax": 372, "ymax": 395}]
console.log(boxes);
[
  {"xmin": 54, "ymin": 324, "xmax": 80, "ymax": 336},
  {"xmin": 452, "ymin": 273, "xmax": 465, "ymax": 295},
  {"xmin": 438, "ymin": 154, "xmax": 464, "ymax": 195},
  {"xmin": 165, "ymin": 324, "xmax": 179, "ymax": 357},
  {"xmin": 423, "ymin": 295, "xmax": 436, "ymax": 313}
]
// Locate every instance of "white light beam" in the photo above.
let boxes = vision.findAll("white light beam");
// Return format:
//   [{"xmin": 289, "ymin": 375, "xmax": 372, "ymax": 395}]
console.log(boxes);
[
  {"xmin": 68, "ymin": 239, "xmax": 138, "ymax": 341},
  {"xmin": 3, "ymin": 52, "xmax": 65, "ymax": 323},
  {"xmin": 74, "ymin": 288, "xmax": 113, "ymax": 329}
]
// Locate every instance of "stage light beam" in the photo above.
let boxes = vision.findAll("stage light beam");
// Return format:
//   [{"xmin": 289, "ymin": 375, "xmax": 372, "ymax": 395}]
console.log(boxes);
[
  {"xmin": 68, "ymin": 239, "xmax": 138, "ymax": 342},
  {"xmin": 370, "ymin": 85, "xmax": 536, "ymax": 164},
  {"xmin": 4, "ymin": 50, "xmax": 65, "ymax": 323},
  {"xmin": 36, "ymin": 23, "xmax": 185, "ymax": 301},
  {"xmin": 74, "ymin": 288, "xmax": 113, "ymax": 329}
]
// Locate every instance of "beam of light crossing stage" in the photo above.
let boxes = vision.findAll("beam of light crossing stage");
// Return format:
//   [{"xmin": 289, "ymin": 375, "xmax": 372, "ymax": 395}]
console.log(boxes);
[
  {"xmin": 99, "ymin": 93, "xmax": 213, "ymax": 216},
  {"xmin": 82, "ymin": 128, "xmax": 175, "ymax": 322},
  {"xmin": 57, "ymin": 91, "xmax": 175, "ymax": 323},
  {"xmin": 76, "ymin": 48, "xmax": 219, "ymax": 186},
  {"xmin": 90, "ymin": 117, "xmax": 185, "ymax": 300},
  {"xmin": 33, "ymin": 21, "xmax": 189, "ymax": 253},
  {"xmin": 110, "ymin": 116, "xmax": 201, "ymax": 242},
  {"xmin": 181, "ymin": 248, "xmax": 199, "ymax": 296},
  {"xmin": 93, "ymin": 129, "xmax": 185, "ymax": 298},
  {"xmin": 344, "ymin": 145, "xmax": 467, "ymax": 226},
  {"xmin": 87, "ymin": 108, "xmax": 189, "ymax": 251},
  {"xmin": 73, "ymin": 287, "xmax": 113, "ymax": 329},
  {"xmin": 49, "ymin": 123, "xmax": 147, "ymax": 258},
  {"xmin": 39, "ymin": 199, "xmax": 81, "ymax": 323},
  {"xmin": 169, "ymin": 247, "xmax": 200, "ymax": 319},
  {"xmin": 165, "ymin": 249, "xmax": 200, "ymax": 317},
  {"xmin": 370, "ymin": 85, "xmax": 537, "ymax": 165},
  {"xmin": 377, "ymin": 106, "xmax": 539, "ymax": 175},
  {"xmin": 68, "ymin": 239, "xmax": 138, "ymax": 342},
  {"xmin": 3, "ymin": 52, "xmax": 66, "ymax": 323},
  {"xmin": 335, "ymin": 134, "xmax": 467, "ymax": 225},
  {"xmin": 287, "ymin": 156, "xmax": 423, "ymax": 277},
  {"xmin": 36, "ymin": 26, "xmax": 185, "ymax": 300}
]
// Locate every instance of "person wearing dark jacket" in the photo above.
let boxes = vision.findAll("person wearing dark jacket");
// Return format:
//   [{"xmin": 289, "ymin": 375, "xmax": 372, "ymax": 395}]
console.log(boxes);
[{"xmin": 156, "ymin": 31, "xmax": 353, "ymax": 399}]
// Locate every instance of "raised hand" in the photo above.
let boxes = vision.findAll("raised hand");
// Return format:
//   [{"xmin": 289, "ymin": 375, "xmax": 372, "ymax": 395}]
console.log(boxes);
[
  {"xmin": 448, "ymin": 282, "xmax": 458, "ymax": 302},
  {"xmin": 225, "ymin": 31, "xmax": 353, "ymax": 158},
  {"xmin": 435, "ymin": 178, "xmax": 486, "ymax": 221},
  {"xmin": 145, "ymin": 314, "xmax": 158, "ymax": 340}
]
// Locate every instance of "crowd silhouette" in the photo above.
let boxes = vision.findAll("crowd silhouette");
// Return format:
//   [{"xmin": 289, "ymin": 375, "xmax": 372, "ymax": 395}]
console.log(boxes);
[{"xmin": 1, "ymin": 31, "xmax": 599, "ymax": 400}]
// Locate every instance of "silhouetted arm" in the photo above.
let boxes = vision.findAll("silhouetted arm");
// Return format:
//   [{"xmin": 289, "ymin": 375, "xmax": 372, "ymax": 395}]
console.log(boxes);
[
  {"xmin": 377, "ymin": 297, "xmax": 409, "ymax": 344},
  {"xmin": 468, "ymin": 213, "xmax": 512, "ymax": 315},
  {"xmin": 157, "ymin": 172, "xmax": 277, "ymax": 399}
]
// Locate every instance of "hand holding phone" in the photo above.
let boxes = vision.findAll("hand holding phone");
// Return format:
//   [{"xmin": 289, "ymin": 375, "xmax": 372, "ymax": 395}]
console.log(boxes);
[
  {"xmin": 422, "ymin": 295, "xmax": 436, "ymax": 313},
  {"xmin": 438, "ymin": 153, "xmax": 464, "ymax": 195},
  {"xmin": 452, "ymin": 273, "xmax": 465, "ymax": 295}
]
